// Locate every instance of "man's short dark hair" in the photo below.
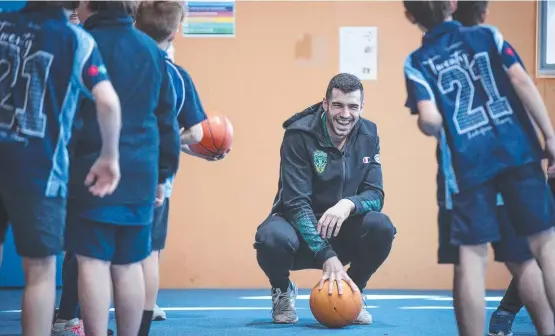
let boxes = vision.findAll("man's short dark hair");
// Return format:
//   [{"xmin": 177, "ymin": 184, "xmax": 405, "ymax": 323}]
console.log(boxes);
[
  {"xmin": 325, "ymin": 73, "xmax": 364, "ymax": 103},
  {"xmin": 452, "ymin": 1, "xmax": 489, "ymax": 26},
  {"xmin": 87, "ymin": 1, "xmax": 137, "ymax": 16},
  {"xmin": 403, "ymin": 1, "xmax": 452, "ymax": 30}
]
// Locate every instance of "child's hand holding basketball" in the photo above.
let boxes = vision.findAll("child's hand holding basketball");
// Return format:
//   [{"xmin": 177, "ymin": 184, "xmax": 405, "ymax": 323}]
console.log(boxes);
[
  {"xmin": 186, "ymin": 115, "xmax": 233, "ymax": 161},
  {"xmin": 205, "ymin": 147, "xmax": 231, "ymax": 161}
]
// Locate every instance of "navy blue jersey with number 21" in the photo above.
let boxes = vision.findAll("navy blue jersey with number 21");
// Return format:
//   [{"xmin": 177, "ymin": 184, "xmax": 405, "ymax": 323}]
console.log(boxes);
[
  {"xmin": 0, "ymin": 7, "xmax": 109, "ymax": 197},
  {"xmin": 404, "ymin": 21, "xmax": 543, "ymax": 192}
]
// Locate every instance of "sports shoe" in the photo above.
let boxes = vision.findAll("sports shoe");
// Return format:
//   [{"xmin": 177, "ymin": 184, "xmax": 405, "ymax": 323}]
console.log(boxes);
[
  {"xmin": 271, "ymin": 281, "xmax": 299, "ymax": 324},
  {"xmin": 153, "ymin": 304, "xmax": 167, "ymax": 321},
  {"xmin": 51, "ymin": 318, "xmax": 85, "ymax": 336},
  {"xmin": 488, "ymin": 308, "xmax": 515, "ymax": 336},
  {"xmin": 352, "ymin": 294, "xmax": 373, "ymax": 325}
]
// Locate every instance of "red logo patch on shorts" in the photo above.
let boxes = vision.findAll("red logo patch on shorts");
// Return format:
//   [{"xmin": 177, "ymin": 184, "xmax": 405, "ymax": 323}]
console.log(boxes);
[{"xmin": 504, "ymin": 47, "xmax": 515, "ymax": 56}]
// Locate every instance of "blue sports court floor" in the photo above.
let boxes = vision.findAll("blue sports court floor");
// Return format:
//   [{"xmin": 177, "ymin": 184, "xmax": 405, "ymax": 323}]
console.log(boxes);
[{"xmin": 0, "ymin": 289, "xmax": 535, "ymax": 336}]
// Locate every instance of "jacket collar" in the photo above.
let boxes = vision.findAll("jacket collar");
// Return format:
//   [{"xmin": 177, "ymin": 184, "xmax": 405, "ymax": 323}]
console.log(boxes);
[
  {"xmin": 423, "ymin": 20, "xmax": 462, "ymax": 45},
  {"xmin": 83, "ymin": 11, "xmax": 133, "ymax": 30}
]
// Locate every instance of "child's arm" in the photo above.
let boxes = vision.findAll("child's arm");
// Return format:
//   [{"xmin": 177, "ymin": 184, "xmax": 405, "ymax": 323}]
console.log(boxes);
[
  {"xmin": 403, "ymin": 56, "xmax": 442, "ymax": 137},
  {"xmin": 176, "ymin": 67, "xmax": 207, "ymax": 145},
  {"xmin": 175, "ymin": 66, "xmax": 229, "ymax": 161},
  {"xmin": 155, "ymin": 59, "xmax": 181, "ymax": 184},
  {"xmin": 180, "ymin": 124, "xmax": 203, "ymax": 145},
  {"xmin": 506, "ymin": 64, "xmax": 555, "ymax": 141},
  {"xmin": 484, "ymin": 26, "xmax": 555, "ymax": 141},
  {"xmin": 416, "ymin": 101, "xmax": 443, "ymax": 137}
]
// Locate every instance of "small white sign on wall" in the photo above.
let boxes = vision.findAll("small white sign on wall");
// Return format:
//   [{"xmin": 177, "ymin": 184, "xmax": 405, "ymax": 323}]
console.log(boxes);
[{"xmin": 339, "ymin": 27, "xmax": 378, "ymax": 81}]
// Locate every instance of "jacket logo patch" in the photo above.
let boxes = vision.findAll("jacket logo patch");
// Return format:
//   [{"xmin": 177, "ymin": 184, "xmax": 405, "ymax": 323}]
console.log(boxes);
[
  {"xmin": 374, "ymin": 154, "xmax": 380, "ymax": 164},
  {"xmin": 313, "ymin": 150, "xmax": 328, "ymax": 174},
  {"xmin": 362, "ymin": 157, "xmax": 370, "ymax": 164}
]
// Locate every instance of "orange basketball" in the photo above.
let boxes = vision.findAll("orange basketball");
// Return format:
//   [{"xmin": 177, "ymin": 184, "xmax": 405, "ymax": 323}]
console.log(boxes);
[
  {"xmin": 309, "ymin": 280, "xmax": 362, "ymax": 328},
  {"xmin": 189, "ymin": 115, "xmax": 233, "ymax": 159}
]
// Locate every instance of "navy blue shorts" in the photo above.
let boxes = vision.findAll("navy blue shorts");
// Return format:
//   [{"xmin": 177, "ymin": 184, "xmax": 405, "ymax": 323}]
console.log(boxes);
[
  {"xmin": 65, "ymin": 213, "xmax": 151, "ymax": 265},
  {"xmin": 438, "ymin": 205, "xmax": 533, "ymax": 264},
  {"xmin": 151, "ymin": 198, "xmax": 169, "ymax": 251},
  {"xmin": 0, "ymin": 186, "xmax": 65, "ymax": 258},
  {"xmin": 451, "ymin": 163, "xmax": 555, "ymax": 245}
]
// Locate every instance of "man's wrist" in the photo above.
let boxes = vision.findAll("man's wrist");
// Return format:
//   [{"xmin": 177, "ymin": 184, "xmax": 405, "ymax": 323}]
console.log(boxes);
[
  {"xmin": 341, "ymin": 198, "xmax": 356, "ymax": 214},
  {"xmin": 315, "ymin": 246, "xmax": 337, "ymax": 265}
]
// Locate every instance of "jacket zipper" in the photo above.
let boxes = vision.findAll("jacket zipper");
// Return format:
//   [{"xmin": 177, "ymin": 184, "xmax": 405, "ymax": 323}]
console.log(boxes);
[{"xmin": 341, "ymin": 154, "xmax": 346, "ymax": 199}]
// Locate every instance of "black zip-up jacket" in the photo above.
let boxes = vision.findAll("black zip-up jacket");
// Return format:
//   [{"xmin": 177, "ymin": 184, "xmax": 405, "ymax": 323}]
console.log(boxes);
[{"xmin": 271, "ymin": 102, "xmax": 384, "ymax": 265}]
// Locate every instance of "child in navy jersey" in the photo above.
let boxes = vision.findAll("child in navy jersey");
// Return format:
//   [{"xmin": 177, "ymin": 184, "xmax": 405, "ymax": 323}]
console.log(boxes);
[
  {"xmin": 403, "ymin": 1, "xmax": 555, "ymax": 335},
  {"xmin": 0, "ymin": 1, "xmax": 121, "ymax": 335},
  {"xmin": 134, "ymin": 1, "xmax": 211, "ymax": 332},
  {"xmin": 64, "ymin": 1, "xmax": 180, "ymax": 335}
]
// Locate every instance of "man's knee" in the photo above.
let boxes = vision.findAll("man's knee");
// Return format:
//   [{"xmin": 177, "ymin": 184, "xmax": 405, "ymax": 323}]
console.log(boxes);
[
  {"xmin": 254, "ymin": 216, "xmax": 300, "ymax": 254},
  {"xmin": 361, "ymin": 212, "xmax": 396, "ymax": 241}
]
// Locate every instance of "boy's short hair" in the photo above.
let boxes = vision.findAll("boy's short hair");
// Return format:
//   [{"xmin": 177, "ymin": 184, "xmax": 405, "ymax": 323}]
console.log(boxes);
[
  {"xmin": 452, "ymin": 1, "xmax": 489, "ymax": 26},
  {"xmin": 403, "ymin": 1, "xmax": 452, "ymax": 30},
  {"xmin": 87, "ymin": 1, "xmax": 137, "ymax": 16},
  {"xmin": 25, "ymin": 1, "xmax": 79, "ymax": 11},
  {"xmin": 135, "ymin": 1, "xmax": 185, "ymax": 43}
]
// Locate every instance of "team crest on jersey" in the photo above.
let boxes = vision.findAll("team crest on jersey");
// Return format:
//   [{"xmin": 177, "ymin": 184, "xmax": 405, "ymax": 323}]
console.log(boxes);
[{"xmin": 313, "ymin": 150, "xmax": 327, "ymax": 174}]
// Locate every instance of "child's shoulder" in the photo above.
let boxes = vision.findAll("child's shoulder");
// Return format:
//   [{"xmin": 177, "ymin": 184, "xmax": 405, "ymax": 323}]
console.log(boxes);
[
  {"xmin": 403, "ymin": 46, "xmax": 428, "ymax": 73},
  {"xmin": 166, "ymin": 60, "xmax": 194, "ymax": 82},
  {"xmin": 461, "ymin": 24, "xmax": 505, "ymax": 48}
]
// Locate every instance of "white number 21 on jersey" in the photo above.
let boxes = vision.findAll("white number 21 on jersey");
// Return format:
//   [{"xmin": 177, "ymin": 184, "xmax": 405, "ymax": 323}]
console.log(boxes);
[
  {"xmin": 0, "ymin": 41, "xmax": 54, "ymax": 139},
  {"xmin": 438, "ymin": 52, "xmax": 513, "ymax": 135}
]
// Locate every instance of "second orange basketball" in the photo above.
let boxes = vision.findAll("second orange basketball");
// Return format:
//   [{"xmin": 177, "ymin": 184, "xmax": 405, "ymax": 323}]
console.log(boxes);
[{"xmin": 188, "ymin": 115, "xmax": 233, "ymax": 159}]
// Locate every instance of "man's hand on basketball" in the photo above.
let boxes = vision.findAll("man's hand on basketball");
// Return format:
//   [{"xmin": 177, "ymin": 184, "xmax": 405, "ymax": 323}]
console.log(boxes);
[
  {"xmin": 545, "ymin": 137, "xmax": 555, "ymax": 177},
  {"xmin": 317, "ymin": 199, "xmax": 355, "ymax": 239},
  {"xmin": 319, "ymin": 256, "xmax": 359, "ymax": 295},
  {"xmin": 85, "ymin": 155, "xmax": 120, "ymax": 197}
]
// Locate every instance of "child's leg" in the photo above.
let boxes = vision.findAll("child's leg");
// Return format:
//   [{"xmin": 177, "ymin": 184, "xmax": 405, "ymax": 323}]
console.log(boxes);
[
  {"xmin": 505, "ymin": 261, "xmax": 554, "ymax": 335},
  {"xmin": 454, "ymin": 244, "xmax": 489, "ymax": 336},
  {"xmin": 451, "ymin": 182, "xmax": 499, "ymax": 336},
  {"xmin": 498, "ymin": 163, "xmax": 555, "ymax": 313},
  {"xmin": 142, "ymin": 197, "xmax": 169, "ymax": 319},
  {"xmin": 56, "ymin": 252, "xmax": 80, "ymax": 322},
  {"xmin": 77, "ymin": 255, "xmax": 112, "ymax": 336},
  {"xmin": 528, "ymin": 229, "xmax": 555, "ymax": 312},
  {"xmin": 142, "ymin": 251, "xmax": 160, "ymax": 311},
  {"xmin": 497, "ymin": 279, "xmax": 523, "ymax": 314},
  {"xmin": 111, "ymin": 263, "xmax": 145, "ymax": 336},
  {"xmin": 112, "ymin": 225, "xmax": 150, "ymax": 336},
  {"xmin": 6, "ymin": 192, "xmax": 65, "ymax": 336},
  {"xmin": 494, "ymin": 205, "xmax": 554, "ymax": 334},
  {"xmin": 65, "ymin": 216, "xmax": 115, "ymax": 336}
]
